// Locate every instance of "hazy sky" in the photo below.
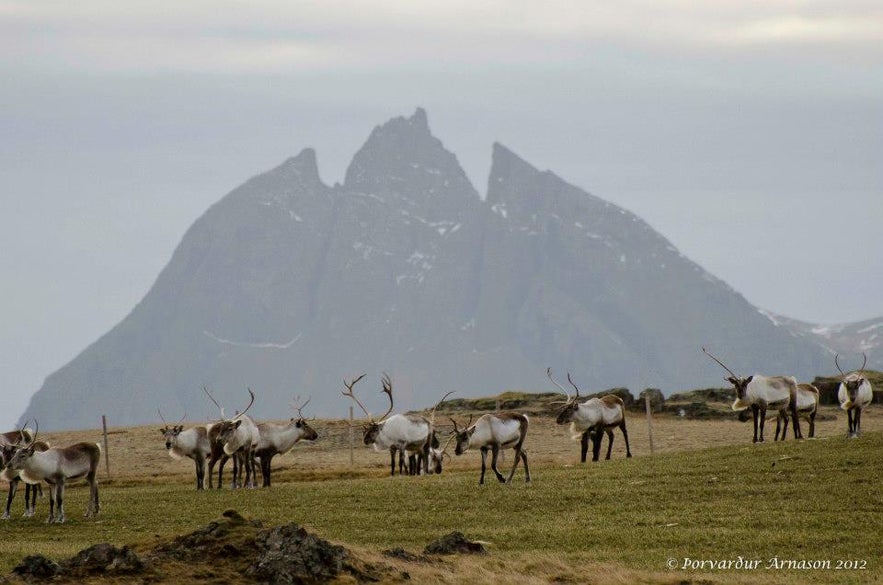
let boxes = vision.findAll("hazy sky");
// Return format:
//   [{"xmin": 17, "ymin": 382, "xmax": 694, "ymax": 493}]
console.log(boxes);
[{"xmin": 2, "ymin": 1, "xmax": 881, "ymax": 430}]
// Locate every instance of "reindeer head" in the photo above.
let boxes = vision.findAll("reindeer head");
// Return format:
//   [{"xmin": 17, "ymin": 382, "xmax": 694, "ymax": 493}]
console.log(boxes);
[
  {"xmin": 702, "ymin": 348, "xmax": 753, "ymax": 400},
  {"xmin": 547, "ymin": 368, "xmax": 582, "ymax": 424},
  {"xmin": 449, "ymin": 415, "xmax": 474, "ymax": 455},
  {"xmin": 836, "ymin": 353, "xmax": 868, "ymax": 404},
  {"xmin": 289, "ymin": 396, "xmax": 318, "ymax": 441},
  {"xmin": 160, "ymin": 425, "xmax": 185, "ymax": 450},
  {"xmin": 5, "ymin": 422, "xmax": 39, "ymax": 472}
]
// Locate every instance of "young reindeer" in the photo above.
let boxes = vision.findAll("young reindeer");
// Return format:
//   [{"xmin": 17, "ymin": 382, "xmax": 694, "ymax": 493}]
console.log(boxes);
[
  {"xmin": 158, "ymin": 410, "xmax": 212, "ymax": 490},
  {"xmin": 450, "ymin": 412, "xmax": 530, "ymax": 485},
  {"xmin": 4, "ymin": 424, "xmax": 100, "ymax": 524},
  {"xmin": 702, "ymin": 347, "xmax": 802, "ymax": 443},
  {"xmin": 1, "ymin": 428, "xmax": 48, "ymax": 519},
  {"xmin": 836, "ymin": 353, "xmax": 874, "ymax": 438},
  {"xmin": 205, "ymin": 387, "xmax": 260, "ymax": 488},
  {"xmin": 254, "ymin": 396, "xmax": 319, "ymax": 487},
  {"xmin": 342, "ymin": 373, "xmax": 437, "ymax": 476},
  {"xmin": 547, "ymin": 368, "xmax": 632, "ymax": 463}
]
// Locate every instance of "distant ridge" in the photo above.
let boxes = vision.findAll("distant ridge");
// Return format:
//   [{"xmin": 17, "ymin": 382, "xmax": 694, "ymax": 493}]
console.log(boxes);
[{"xmin": 20, "ymin": 109, "xmax": 833, "ymax": 430}]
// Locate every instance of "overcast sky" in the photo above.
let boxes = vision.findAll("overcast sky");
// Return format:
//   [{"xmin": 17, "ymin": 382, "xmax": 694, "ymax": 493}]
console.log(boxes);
[{"xmin": 1, "ymin": 1, "xmax": 881, "ymax": 430}]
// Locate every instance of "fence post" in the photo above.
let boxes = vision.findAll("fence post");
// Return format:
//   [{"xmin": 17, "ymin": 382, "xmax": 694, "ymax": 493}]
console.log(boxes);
[
  {"xmin": 644, "ymin": 393, "xmax": 655, "ymax": 455},
  {"xmin": 349, "ymin": 406, "xmax": 354, "ymax": 467},
  {"xmin": 101, "ymin": 415, "xmax": 111, "ymax": 478}
]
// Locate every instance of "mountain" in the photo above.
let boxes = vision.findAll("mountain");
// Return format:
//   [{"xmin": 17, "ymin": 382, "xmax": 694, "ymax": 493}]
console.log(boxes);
[
  {"xmin": 20, "ymin": 109, "xmax": 834, "ymax": 430},
  {"xmin": 759, "ymin": 311, "xmax": 882, "ymax": 370}
]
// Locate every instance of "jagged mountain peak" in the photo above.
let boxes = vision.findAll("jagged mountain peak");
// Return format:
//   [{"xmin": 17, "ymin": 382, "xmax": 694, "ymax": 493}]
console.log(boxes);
[{"xmin": 278, "ymin": 147, "xmax": 322, "ymax": 185}]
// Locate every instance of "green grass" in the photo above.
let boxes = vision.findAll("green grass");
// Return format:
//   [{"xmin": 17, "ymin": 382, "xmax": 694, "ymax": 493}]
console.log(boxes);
[{"xmin": 1, "ymin": 432, "xmax": 881, "ymax": 584}]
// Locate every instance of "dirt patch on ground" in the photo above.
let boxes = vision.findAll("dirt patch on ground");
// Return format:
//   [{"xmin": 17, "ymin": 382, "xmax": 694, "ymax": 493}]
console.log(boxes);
[{"xmin": 5, "ymin": 510, "xmax": 390, "ymax": 585}]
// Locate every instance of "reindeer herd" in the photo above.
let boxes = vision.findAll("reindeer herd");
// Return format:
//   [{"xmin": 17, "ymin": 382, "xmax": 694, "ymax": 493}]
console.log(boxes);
[{"xmin": 0, "ymin": 351, "xmax": 874, "ymax": 524}]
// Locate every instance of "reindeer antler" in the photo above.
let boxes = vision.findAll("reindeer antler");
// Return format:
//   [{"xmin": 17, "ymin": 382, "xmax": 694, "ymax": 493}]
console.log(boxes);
[
  {"xmin": 546, "ymin": 367, "xmax": 572, "ymax": 404},
  {"xmin": 566, "ymin": 373, "xmax": 582, "ymax": 399},
  {"xmin": 291, "ymin": 395, "xmax": 311, "ymax": 419},
  {"xmin": 233, "ymin": 388, "xmax": 256, "ymax": 420},
  {"xmin": 342, "ymin": 374, "xmax": 370, "ymax": 419},
  {"xmin": 203, "ymin": 385, "xmax": 226, "ymax": 419},
  {"xmin": 861, "ymin": 352, "xmax": 868, "ymax": 372},
  {"xmin": 429, "ymin": 391, "xmax": 455, "ymax": 426},
  {"xmin": 702, "ymin": 347, "xmax": 739, "ymax": 379},
  {"xmin": 379, "ymin": 372, "xmax": 395, "ymax": 420}
]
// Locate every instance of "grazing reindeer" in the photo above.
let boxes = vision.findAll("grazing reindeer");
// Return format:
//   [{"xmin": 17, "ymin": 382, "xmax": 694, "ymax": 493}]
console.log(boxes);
[
  {"xmin": 205, "ymin": 387, "xmax": 260, "ymax": 488},
  {"xmin": 702, "ymin": 347, "xmax": 802, "ymax": 442},
  {"xmin": 450, "ymin": 413, "xmax": 530, "ymax": 484},
  {"xmin": 255, "ymin": 396, "xmax": 319, "ymax": 487},
  {"xmin": 5, "ymin": 424, "xmax": 100, "ymax": 524},
  {"xmin": 1, "ymin": 428, "xmax": 47, "ymax": 519},
  {"xmin": 158, "ymin": 410, "xmax": 212, "ymax": 490},
  {"xmin": 342, "ymin": 374, "xmax": 437, "ymax": 476},
  {"xmin": 836, "ymin": 353, "xmax": 874, "ymax": 438},
  {"xmin": 547, "ymin": 368, "xmax": 632, "ymax": 463}
]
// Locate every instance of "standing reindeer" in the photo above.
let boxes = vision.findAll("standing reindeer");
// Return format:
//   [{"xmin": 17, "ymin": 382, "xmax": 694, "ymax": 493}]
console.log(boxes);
[
  {"xmin": 158, "ymin": 410, "xmax": 212, "ymax": 490},
  {"xmin": 205, "ymin": 387, "xmax": 260, "ymax": 488},
  {"xmin": 836, "ymin": 353, "xmax": 874, "ymax": 438},
  {"xmin": 255, "ymin": 396, "xmax": 318, "ymax": 487},
  {"xmin": 702, "ymin": 348, "xmax": 802, "ymax": 443},
  {"xmin": 1, "ymin": 428, "xmax": 47, "ymax": 519},
  {"xmin": 4, "ymin": 424, "xmax": 100, "ymax": 524},
  {"xmin": 547, "ymin": 368, "xmax": 632, "ymax": 462},
  {"xmin": 342, "ymin": 373, "xmax": 438, "ymax": 476},
  {"xmin": 449, "ymin": 412, "xmax": 530, "ymax": 484},
  {"xmin": 739, "ymin": 382, "xmax": 820, "ymax": 440}
]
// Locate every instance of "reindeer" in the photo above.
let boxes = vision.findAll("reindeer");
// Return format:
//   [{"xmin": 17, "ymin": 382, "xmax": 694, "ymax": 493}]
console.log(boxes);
[
  {"xmin": 204, "ymin": 387, "xmax": 260, "ymax": 488},
  {"xmin": 255, "ymin": 396, "xmax": 319, "ymax": 487},
  {"xmin": 836, "ymin": 353, "xmax": 874, "ymax": 438},
  {"xmin": 4, "ymin": 424, "xmax": 100, "ymax": 524},
  {"xmin": 1, "ymin": 428, "xmax": 48, "ymax": 519},
  {"xmin": 702, "ymin": 347, "xmax": 802, "ymax": 442},
  {"xmin": 158, "ymin": 410, "xmax": 212, "ymax": 490},
  {"xmin": 342, "ymin": 374, "xmax": 439, "ymax": 476},
  {"xmin": 547, "ymin": 368, "xmax": 632, "ymax": 462},
  {"xmin": 449, "ymin": 412, "xmax": 530, "ymax": 484},
  {"xmin": 738, "ymin": 382, "xmax": 820, "ymax": 440},
  {"xmin": 206, "ymin": 421, "xmax": 238, "ymax": 489}
]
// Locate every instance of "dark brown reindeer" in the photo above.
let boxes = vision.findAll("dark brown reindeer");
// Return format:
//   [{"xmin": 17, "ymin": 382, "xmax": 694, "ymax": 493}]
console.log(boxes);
[
  {"xmin": 5, "ymin": 423, "xmax": 100, "ymax": 524},
  {"xmin": 547, "ymin": 368, "xmax": 632, "ymax": 462}
]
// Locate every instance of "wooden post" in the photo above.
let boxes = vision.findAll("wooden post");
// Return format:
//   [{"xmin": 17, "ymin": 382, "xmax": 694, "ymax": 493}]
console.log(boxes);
[
  {"xmin": 101, "ymin": 415, "xmax": 111, "ymax": 478},
  {"xmin": 644, "ymin": 393, "xmax": 655, "ymax": 456},
  {"xmin": 349, "ymin": 406, "xmax": 354, "ymax": 467}
]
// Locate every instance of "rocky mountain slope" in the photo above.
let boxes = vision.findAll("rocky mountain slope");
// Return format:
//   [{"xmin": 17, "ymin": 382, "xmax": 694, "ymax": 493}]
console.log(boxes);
[{"xmin": 21, "ymin": 109, "xmax": 833, "ymax": 430}]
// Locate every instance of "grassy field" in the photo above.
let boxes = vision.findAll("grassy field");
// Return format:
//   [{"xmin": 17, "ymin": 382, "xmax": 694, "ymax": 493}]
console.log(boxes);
[{"xmin": 0, "ymin": 406, "xmax": 881, "ymax": 584}]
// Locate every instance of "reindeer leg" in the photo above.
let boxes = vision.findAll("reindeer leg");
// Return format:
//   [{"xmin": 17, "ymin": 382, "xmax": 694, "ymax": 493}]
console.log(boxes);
[
  {"xmin": 87, "ymin": 469, "xmax": 99, "ymax": 518},
  {"xmin": 751, "ymin": 405, "xmax": 759, "ymax": 443},
  {"xmin": 579, "ymin": 431, "xmax": 590, "ymax": 463},
  {"xmin": 591, "ymin": 430, "xmax": 603, "ymax": 462},
  {"xmin": 847, "ymin": 409, "xmax": 854, "ymax": 436},
  {"xmin": 604, "ymin": 429, "xmax": 614, "ymax": 460},
  {"xmin": 55, "ymin": 480, "xmax": 66, "ymax": 524},
  {"xmin": 855, "ymin": 408, "xmax": 862, "ymax": 436},
  {"xmin": 3, "ymin": 478, "xmax": 17, "ymax": 520},
  {"xmin": 620, "ymin": 420, "xmax": 632, "ymax": 458},
  {"xmin": 521, "ymin": 449, "xmax": 531, "ymax": 482},
  {"xmin": 491, "ymin": 444, "xmax": 506, "ymax": 483},
  {"xmin": 46, "ymin": 482, "xmax": 56, "ymax": 524},
  {"xmin": 790, "ymin": 402, "xmax": 802, "ymax": 439},
  {"xmin": 479, "ymin": 447, "xmax": 488, "ymax": 485}
]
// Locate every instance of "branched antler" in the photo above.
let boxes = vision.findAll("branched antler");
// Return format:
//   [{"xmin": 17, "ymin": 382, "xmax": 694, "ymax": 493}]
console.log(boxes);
[
  {"xmin": 380, "ymin": 372, "xmax": 395, "ymax": 420},
  {"xmin": 342, "ymin": 374, "xmax": 370, "ymax": 418}
]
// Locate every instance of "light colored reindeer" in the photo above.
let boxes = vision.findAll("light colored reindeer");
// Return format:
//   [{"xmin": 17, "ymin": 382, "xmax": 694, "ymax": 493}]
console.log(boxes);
[
  {"xmin": 4, "ymin": 424, "xmax": 100, "ymax": 524},
  {"xmin": 703, "ymin": 348, "xmax": 802, "ymax": 442},
  {"xmin": 449, "ymin": 412, "xmax": 530, "ymax": 484},
  {"xmin": 1, "ymin": 428, "xmax": 48, "ymax": 519},
  {"xmin": 836, "ymin": 353, "xmax": 874, "ymax": 437},
  {"xmin": 204, "ymin": 387, "xmax": 260, "ymax": 488},
  {"xmin": 255, "ymin": 396, "xmax": 318, "ymax": 487},
  {"xmin": 158, "ymin": 410, "xmax": 212, "ymax": 490},
  {"xmin": 341, "ymin": 373, "xmax": 438, "ymax": 476},
  {"xmin": 547, "ymin": 368, "xmax": 632, "ymax": 462}
]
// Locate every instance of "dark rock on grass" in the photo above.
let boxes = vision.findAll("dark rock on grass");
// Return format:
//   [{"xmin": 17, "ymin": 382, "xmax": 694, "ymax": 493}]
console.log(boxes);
[
  {"xmin": 381, "ymin": 547, "xmax": 432, "ymax": 563},
  {"xmin": 11, "ymin": 555, "xmax": 60, "ymax": 580},
  {"xmin": 248, "ymin": 523, "xmax": 380, "ymax": 584},
  {"xmin": 62, "ymin": 543, "xmax": 144, "ymax": 574},
  {"xmin": 424, "ymin": 532, "xmax": 487, "ymax": 555}
]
